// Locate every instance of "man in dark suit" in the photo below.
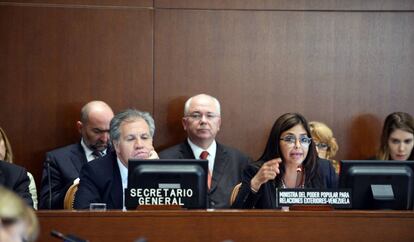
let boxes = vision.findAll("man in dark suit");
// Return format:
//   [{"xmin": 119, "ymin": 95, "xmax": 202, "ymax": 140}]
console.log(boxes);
[
  {"xmin": 39, "ymin": 101, "xmax": 114, "ymax": 209},
  {"xmin": 159, "ymin": 94, "xmax": 251, "ymax": 208},
  {"xmin": 0, "ymin": 160, "xmax": 33, "ymax": 206},
  {"xmin": 74, "ymin": 109, "xmax": 158, "ymax": 209}
]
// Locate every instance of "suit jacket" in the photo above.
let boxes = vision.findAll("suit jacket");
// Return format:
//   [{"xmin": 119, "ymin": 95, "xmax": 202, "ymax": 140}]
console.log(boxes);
[
  {"xmin": 39, "ymin": 142, "xmax": 88, "ymax": 209},
  {"xmin": 159, "ymin": 140, "xmax": 251, "ymax": 208},
  {"xmin": 0, "ymin": 160, "xmax": 33, "ymax": 207},
  {"xmin": 74, "ymin": 151, "xmax": 123, "ymax": 209},
  {"xmin": 232, "ymin": 158, "xmax": 338, "ymax": 209}
]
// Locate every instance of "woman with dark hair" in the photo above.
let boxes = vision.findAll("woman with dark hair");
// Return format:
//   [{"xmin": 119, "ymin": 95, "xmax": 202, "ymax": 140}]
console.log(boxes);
[
  {"xmin": 232, "ymin": 113, "xmax": 337, "ymax": 209},
  {"xmin": 377, "ymin": 112, "xmax": 414, "ymax": 161}
]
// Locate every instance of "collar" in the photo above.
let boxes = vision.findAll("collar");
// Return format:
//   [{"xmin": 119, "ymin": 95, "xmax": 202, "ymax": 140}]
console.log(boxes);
[
  {"xmin": 81, "ymin": 138, "xmax": 107, "ymax": 162},
  {"xmin": 187, "ymin": 138, "xmax": 216, "ymax": 172}
]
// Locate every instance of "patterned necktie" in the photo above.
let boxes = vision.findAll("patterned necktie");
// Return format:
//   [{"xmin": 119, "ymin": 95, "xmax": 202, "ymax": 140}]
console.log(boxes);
[
  {"xmin": 200, "ymin": 151, "xmax": 212, "ymax": 190},
  {"xmin": 92, "ymin": 150, "xmax": 103, "ymax": 159}
]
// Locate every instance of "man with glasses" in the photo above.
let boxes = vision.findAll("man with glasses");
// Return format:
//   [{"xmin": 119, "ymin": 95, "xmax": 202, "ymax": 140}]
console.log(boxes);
[
  {"xmin": 39, "ymin": 101, "xmax": 114, "ymax": 209},
  {"xmin": 159, "ymin": 94, "xmax": 251, "ymax": 208}
]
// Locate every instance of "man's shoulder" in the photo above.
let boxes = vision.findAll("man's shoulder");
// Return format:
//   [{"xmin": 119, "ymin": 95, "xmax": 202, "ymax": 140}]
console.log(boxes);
[
  {"xmin": 47, "ymin": 142, "xmax": 82, "ymax": 156},
  {"xmin": 0, "ymin": 160, "xmax": 26, "ymax": 173},
  {"xmin": 159, "ymin": 142, "xmax": 188, "ymax": 158}
]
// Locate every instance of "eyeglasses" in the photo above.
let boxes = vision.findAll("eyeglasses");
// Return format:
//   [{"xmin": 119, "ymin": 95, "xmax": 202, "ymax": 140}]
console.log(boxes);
[
  {"xmin": 315, "ymin": 142, "xmax": 329, "ymax": 150},
  {"xmin": 280, "ymin": 135, "xmax": 312, "ymax": 146},
  {"xmin": 186, "ymin": 112, "xmax": 220, "ymax": 121}
]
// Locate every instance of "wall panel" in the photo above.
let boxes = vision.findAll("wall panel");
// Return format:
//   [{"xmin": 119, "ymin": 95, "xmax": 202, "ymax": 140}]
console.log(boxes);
[
  {"xmin": 154, "ymin": 9, "xmax": 414, "ymax": 160},
  {"xmin": 1, "ymin": 0, "xmax": 152, "ymax": 7},
  {"xmin": 155, "ymin": 0, "xmax": 414, "ymax": 11},
  {"xmin": 0, "ymin": 4, "xmax": 153, "ymax": 184}
]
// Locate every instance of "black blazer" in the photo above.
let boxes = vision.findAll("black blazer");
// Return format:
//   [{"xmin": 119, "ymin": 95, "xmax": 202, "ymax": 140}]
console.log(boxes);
[
  {"xmin": 0, "ymin": 160, "xmax": 33, "ymax": 207},
  {"xmin": 159, "ymin": 140, "xmax": 251, "ymax": 208},
  {"xmin": 39, "ymin": 142, "xmax": 88, "ymax": 209},
  {"xmin": 74, "ymin": 151, "xmax": 123, "ymax": 209},
  {"xmin": 232, "ymin": 158, "xmax": 338, "ymax": 209}
]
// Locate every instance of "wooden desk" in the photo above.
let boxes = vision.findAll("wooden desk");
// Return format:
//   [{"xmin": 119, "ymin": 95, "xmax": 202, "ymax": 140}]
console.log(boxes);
[{"xmin": 37, "ymin": 210, "xmax": 414, "ymax": 242}]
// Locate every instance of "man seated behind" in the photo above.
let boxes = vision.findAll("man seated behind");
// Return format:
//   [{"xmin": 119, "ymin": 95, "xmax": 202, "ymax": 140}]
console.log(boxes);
[
  {"xmin": 74, "ymin": 109, "xmax": 158, "ymax": 210},
  {"xmin": 159, "ymin": 94, "xmax": 251, "ymax": 208},
  {"xmin": 39, "ymin": 101, "xmax": 114, "ymax": 209}
]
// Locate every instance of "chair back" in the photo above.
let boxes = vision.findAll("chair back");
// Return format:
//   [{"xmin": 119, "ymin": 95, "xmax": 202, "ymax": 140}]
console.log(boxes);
[
  {"xmin": 64, "ymin": 182, "xmax": 79, "ymax": 209},
  {"xmin": 229, "ymin": 183, "xmax": 242, "ymax": 206}
]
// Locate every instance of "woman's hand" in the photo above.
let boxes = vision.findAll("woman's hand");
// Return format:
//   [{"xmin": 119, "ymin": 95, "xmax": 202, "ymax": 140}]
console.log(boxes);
[{"xmin": 250, "ymin": 158, "xmax": 281, "ymax": 192}]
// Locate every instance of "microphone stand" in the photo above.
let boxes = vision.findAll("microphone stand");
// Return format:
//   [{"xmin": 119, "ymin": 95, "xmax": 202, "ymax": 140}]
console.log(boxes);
[{"xmin": 46, "ymin": 157, "xmax": 52, "ymax": 209}]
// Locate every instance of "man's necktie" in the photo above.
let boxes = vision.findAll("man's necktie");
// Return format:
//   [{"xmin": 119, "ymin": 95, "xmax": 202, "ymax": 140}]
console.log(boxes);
[
  {"xmin": 200, "ymin": 151, "xmax": 212, "ymax": 190},
  {"xmin": 92, "ymin": 150, "xmax": 103, "ymax": 159}
]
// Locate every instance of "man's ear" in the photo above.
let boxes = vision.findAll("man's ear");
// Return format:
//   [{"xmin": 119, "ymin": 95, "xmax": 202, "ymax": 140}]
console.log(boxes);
[
  {"xmin": 76, "ymin": 121, "xmax": 83, "ymax": 134},
  {"xmin": 182, "ymin": 117, "xmax": 187, "ymax": 131},
  {"xmin": 113, "ymin": 140, "xmax": 119, "ymax": 153}
]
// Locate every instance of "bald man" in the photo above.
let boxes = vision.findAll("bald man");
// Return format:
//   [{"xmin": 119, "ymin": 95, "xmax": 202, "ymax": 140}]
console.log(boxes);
[{"xmin": 39, "ymin": 101, "xmax": 114, "ymax": 209}]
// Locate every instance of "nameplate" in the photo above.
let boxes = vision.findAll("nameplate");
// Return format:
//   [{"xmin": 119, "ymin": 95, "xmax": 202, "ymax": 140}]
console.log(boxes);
[
  {"xmin": 128, "ymin": 187, "xmax": 194, "ymax": 206},
  {"xmin": 276, "ymin": 188, "xmax": 352, "ymax": 208}
]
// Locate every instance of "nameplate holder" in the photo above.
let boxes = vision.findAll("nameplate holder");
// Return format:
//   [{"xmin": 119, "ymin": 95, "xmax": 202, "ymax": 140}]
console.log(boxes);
[
  {"xmin": 137, "ymin": 205, "xmax": 182, "ymax": 210},
  {"xmin": 276, "ymin": 188, "xmax": 352, "ymax": 209}
]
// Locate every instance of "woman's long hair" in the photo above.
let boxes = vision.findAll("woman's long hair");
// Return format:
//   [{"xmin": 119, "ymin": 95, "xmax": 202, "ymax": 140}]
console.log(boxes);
[
  {"xmin": 377, "ymin": 112, "xmax": 414, "ymax": 160},
  {"xmin": 0, "ymin": 127, "xmax": 13, "ymax": 163},
  {"xmin": 258, "ymin": 113, "xmax": 320, "ymax": 187}
]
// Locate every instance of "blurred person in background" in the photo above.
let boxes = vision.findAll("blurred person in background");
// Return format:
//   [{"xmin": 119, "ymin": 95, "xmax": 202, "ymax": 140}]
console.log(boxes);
[
  {"xmin": 309, "ymin": 121, "xmax": 340, "ymax": 173},
  {"xmin": 377, "ymin": 112, "xmax": 414, "ymax": 161}
]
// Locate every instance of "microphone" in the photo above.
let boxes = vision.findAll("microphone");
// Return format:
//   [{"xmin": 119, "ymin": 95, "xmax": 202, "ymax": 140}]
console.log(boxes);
[
  {"xmin": 295, "ymin": 165, "xmax": 304, "ymax": 188},
  {"xmin": 46, "ymin": 157, "xmax": 52, "ymax": 209},
  {"xmin": 50, "ymin": 230, "xmax": 88, "ymax": 242}
]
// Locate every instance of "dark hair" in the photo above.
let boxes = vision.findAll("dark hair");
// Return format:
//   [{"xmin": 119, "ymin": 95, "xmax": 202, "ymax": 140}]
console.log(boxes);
[
  {"xmin": 258, "ymin": 113, "xmax": 320, "ymax": 187},
  {"xmin": 377, "ymin": 112, "xmax": 414, "ymax": 160}
]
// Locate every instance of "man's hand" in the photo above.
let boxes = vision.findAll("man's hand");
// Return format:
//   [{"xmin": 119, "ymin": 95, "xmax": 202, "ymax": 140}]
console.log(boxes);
[{"xmin": 148, "ymin": 150, "xmax": 159, "ymax": 159}]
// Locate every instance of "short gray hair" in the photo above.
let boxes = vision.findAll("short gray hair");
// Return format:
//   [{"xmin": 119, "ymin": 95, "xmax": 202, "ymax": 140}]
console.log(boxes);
[
  {"xmin": 110, "ymin": 109, "xmax": 155, "ymax": 143},
  {"xmin": 183, "ymin": 94, "xmax": 221, "ymax": 116}
]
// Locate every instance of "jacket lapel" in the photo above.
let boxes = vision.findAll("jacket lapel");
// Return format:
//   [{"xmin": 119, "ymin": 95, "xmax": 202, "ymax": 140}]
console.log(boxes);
[
  {"xmin": 70, "ymin": 142, "xmax": 88, "ymax": 173},
  {"xmin": 180, "ymin": 141, "xmax": 196, "ymax": 159},
  {"xmin": 110, "ymin": 156, "xmax": 123, "ymax": 209}
]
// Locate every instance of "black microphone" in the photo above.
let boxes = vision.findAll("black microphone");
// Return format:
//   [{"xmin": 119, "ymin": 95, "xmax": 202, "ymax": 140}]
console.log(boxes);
[
  {"xmin": 50, "ymin": 230, "xmax": 88, "ymax": 242},
  {"xmin": 46, "ymin": 157, "xmax": 52, "ymax": 209}
]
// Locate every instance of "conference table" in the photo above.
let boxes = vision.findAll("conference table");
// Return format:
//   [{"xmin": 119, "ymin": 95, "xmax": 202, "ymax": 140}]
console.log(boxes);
[{"xmin": 37, "ymin": 209, "xmax": 414, "ymax": 242}]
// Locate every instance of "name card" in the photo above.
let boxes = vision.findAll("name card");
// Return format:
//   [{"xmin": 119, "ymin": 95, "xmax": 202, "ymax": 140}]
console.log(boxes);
[{"xmin": 276, "ymin": 188, "xmax": 352, "ymax": 208}]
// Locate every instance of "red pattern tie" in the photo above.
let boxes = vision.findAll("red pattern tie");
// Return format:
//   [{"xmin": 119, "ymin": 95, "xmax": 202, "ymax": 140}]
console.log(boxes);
[{"xmin": 200, "ymin": 151, "xmax": 211, "ymax": 190}]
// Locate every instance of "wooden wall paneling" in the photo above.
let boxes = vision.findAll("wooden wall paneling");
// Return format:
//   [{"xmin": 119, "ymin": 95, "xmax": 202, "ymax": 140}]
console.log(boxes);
[
  {"xmin": 154, "ymin": 9, "xmax": 414, "ymax": 161},
  {"xmin": 0, "ymin": 0, "xmax": 153, "ymax": 7},
  {"xmin": 0, "ymin": 4, "xmax": 153, "ymax": 186},
  {"xmin": 155, "ymin": 0, "xmax": 414, "ymax": 11}
]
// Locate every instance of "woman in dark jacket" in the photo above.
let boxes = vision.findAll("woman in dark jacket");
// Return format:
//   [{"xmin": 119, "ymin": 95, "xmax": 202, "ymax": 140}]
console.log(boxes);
[{"xmin": 232, "ymin": 113, "xmax": 337, "ymax": 209}]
